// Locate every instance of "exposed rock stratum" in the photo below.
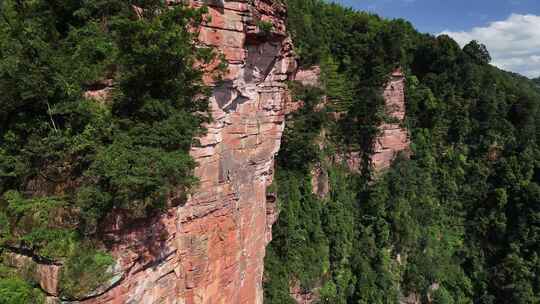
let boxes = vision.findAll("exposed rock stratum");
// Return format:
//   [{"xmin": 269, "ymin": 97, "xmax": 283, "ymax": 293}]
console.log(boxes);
[
  {"xmin": 76, "ymin": 1, "xmax": 294, "ymax": 303},
  {"xmin": 372, "ymin": 69, "xmax": 410, "ymax": 171},
  {"xmin": 17, "ymin": 2, "xmax": 410, "ymax": 303}
]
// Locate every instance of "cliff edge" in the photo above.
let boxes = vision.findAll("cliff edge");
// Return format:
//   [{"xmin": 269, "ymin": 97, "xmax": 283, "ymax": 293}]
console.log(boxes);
[{"xmin": 80, "ymin": 1, "xmax": 294, "ymax": 303}]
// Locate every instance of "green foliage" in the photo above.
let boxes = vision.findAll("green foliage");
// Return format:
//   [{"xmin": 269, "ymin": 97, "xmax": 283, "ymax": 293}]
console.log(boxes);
[
  {"xmin": 256, "ymin": 20, "xmax": 274, "ymax": 35},
  {"xmin": 1, "ymin": 191, "xmax": 77, "ymax": 259},
  {"xmin": 59, "ymin": 246, "xmax": 114, "ymax": 299},
  {"xmin": 463, "ymin": 40, "xmax": 491, "ymax": 65},
  {"xmin": 0, "ymin": 277, "xmax": 45, "ymax": 304},
  {"xmin": 0, "ymin": 0, "xmax": 219, "ymax": 298},
  {"xmin": 0, "ymin": 264, "xmax": 45, "ymax": 303},
  {"xmin": 320, "ymin": 55, "xmax": 354, "ymax": 112},
  {"xmin": 265, "ymin": 165, "xmax": 361, "ymax": 303},
  {"xmin": 278, "ymin": 82, "xmax": 326, "ymax": 171},
  {"xmin": 0, "ymin": 0, "xmax": 216, "ymax": 224},
  {"xmin": 266, "ymin": 170, "xmax": 329, "ymax": 288},
  {"xmin": 266, "ymin": 1, "xmax": 540, "ymax": 303},
  {"xmin": 433, "ymin": 287, "xmax": 455, "ymax": 304}
]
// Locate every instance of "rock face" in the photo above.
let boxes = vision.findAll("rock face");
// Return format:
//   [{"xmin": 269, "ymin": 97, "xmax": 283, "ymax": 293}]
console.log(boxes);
[
  {"xmin": 5, "ymin": 253, "xmax": 60, "ymax": 296},
  {"xmin": 289, "ymin": 67, "xmax": 409, "ymax": 205},
  {"xmin": 372, "ymin": 69, "xmax": 410, "ymax": 171},
  {"xmin": 294, "ymin": 66, "xmax": 321, "ymax": 87},
  {"xmin": 77, "ymin": 1, "xmax": 294, "ymax": 303},
  {"xmin": 289, "ymin": 280, "xmax": 319, "ymax": 304},
  {"xmin": 310, "ymin": 165, "xmax": 329, "ymax": 199}
]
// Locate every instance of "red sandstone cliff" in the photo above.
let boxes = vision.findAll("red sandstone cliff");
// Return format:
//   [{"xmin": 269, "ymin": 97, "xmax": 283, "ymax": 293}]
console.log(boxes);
[
  {"xmin": 372, "ymin": 68, "xmax": 410, "ymax": 171},
  {"xmin": 18, "ymin": 4, "xmax": 409, "ymax": 302},
  {"xmin": 21, "ymin": 1, "xmax": 294, "ymax": 303},
  {"xmin": 84, "ymin": 2, "xmax": 294, "ymax": 303},
  {"xmin": 293, "ymin": 66, "xmax": 409, "ymax": 176}
]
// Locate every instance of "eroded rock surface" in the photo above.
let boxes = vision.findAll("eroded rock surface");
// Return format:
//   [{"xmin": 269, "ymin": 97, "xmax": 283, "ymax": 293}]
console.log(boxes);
[
  {"xmin": 294, "ymin": 66, "xmax": 321, "ymax": 87},
  {"xmin": 289, "ymin": 280, "xmax": 319, "ymax": 304},
  {"xmin": 4, "ymin": 253, "xmax": 60, "ymax": 297},
  {"xmin": 310, "ymin": 165, "xmax": 329, "ymax": 199},
  {"xmin": 372, "ymin": 69, "xmax": 410, "ymax": 171},
  {"xmin": 76, "ymin": 1, "xmax": 294, "ymax": 303}
]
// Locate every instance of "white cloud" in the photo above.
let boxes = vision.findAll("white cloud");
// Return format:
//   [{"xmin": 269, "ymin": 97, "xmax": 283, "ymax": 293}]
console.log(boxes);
[{"xmin": 440, "ymin": 14, "xmax": 540, "ymax": 78}]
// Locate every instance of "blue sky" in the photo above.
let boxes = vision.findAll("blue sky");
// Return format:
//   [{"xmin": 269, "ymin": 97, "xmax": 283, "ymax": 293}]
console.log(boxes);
[
  {"xmin": 333, "ymin": 0, "xmax": 540, "ymax": 33},
  {"xmin": 332, "ymin": 0, "xmax": 540, "ymax": 77}
]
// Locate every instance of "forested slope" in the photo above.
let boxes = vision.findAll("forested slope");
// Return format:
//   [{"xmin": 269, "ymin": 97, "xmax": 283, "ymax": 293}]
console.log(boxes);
[
  {"xmin": 0, "ymin": 1, "xmax": 219, "ymax": 301},
  {"xmin": 1, "ymin": 0, "xmax": 539, "ymax": 303},
  {"xmin": 264, "ymin": 1, "xmax": 540, "ymax": 303}
]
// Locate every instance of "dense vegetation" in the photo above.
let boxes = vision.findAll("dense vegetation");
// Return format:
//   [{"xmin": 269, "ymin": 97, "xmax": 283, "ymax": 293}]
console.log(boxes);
[
  {"xmin": 0, "ymin": 0, "xmax": 219, "ymax": 300},
  {"xmin": 264, "ymin": 1, "xmax": 540, "ymax": 304},
  {"xmin": 1, "ymin": 0, "xmax": 539, "ymax": 302}
]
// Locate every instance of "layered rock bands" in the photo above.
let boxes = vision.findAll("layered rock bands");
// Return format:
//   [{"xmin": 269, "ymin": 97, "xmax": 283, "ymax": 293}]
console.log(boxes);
[
  {"xmin": 76, "ymin": 1, "xmax": 294, "ymax": 303},
  {"xmin": 23, "ymin": 2, "xmax": 409, "ymax": 303}
]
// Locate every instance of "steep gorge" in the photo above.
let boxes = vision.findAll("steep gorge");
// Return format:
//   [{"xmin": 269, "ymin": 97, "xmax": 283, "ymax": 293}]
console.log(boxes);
[
  {"xmin": 6, "ymin": 1, "xmax": 294, "ymax": 303},
  {"xmin": 6, "ymin": 0, "xmax": 538, "ymax": 303},
  {"xmin": 83, "ymin": 2, "xmax": 409, "ymax": 302},
  {"xmin": 21, "ymin": 1, "xmax": 410, "ymax": 302},
  {"xmin": 80, "ymin": 1, "xmax": 295, "ymax": 303}
]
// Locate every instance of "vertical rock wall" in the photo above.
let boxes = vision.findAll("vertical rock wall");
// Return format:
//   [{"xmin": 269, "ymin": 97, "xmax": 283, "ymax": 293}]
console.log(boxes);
[
  {"xmin": 78, "ymin": 1, "xmax": 295, "ymax": 303},
  {"xmin": 292, "ymin": 66, "xmax": 409, "ymax": 175},
  {"xmin": 372, "ymin": 69, "xmax": 410, "ymax": 171},
  {"xmin": 21, "ymin": 5, "xmax": 408, "ymax": 302}
]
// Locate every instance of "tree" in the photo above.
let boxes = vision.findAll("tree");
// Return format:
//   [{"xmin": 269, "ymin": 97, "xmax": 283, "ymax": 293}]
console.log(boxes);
[{"xmin": 463, "ymin": 40, "xmax": 491, "ymax": 65}]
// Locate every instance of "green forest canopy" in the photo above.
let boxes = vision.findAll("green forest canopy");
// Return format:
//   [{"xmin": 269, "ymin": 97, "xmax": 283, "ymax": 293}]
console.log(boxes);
[
  {"xmin": 0, "ymin": 0, "xmax": 539, "ymax": 302},
  {"xmin": 265, "ymin": 1, "xmax": 540, "ymax": 304}
]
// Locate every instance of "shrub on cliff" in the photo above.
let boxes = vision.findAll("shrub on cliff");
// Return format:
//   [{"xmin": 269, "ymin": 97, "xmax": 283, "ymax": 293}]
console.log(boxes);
[
  {"xmin": 0, "ymin": 277, "xmax": 44, "ymax": 304},
  {"xmin": 0, "ymin": 264, "xmax": 44, "ymax": 304},
  {"xmin": 59, "ymin": 246, "xmax": 115, "ymax": 300}
]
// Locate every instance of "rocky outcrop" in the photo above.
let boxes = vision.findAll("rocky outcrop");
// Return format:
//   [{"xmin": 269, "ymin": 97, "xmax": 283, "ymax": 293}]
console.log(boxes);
[
  {"xmin": 400, "ymin": 283, "xmax": 440, "ymax": 304},
  {"xmin": 289, "ymin": 280, "xmax": 319, "ymax": 304},
  {"xmin": 329, "ymin": 68, "xmax": 409, "ymax": 174},
  {"xmin": 310, "ymin": 165, "xmax": 329, "ymax": 199},
  {"xmin": 372, "ymin": 69, "xmax": 410, "ymax": 171},
  {"xmin": 400, "ymin": 293, "xmax": 421, "ymax": 304},
  {"xmin": 4, "ymin": 252, "xmax": 60, "ymax": 296},
  {"xmin": 287, "ymin": 66, "xmax": 409, "ymax": 205},
  {"xmin": 331, "ymin": 68, "xmax": 409, "ymax": 174},
  {"xmin": 294, "ymin": 66, "xmax": 321, "ymax": 87},
  {"xmin": 73, "ymin": 1, "xmax": 294, "ymax": 303}
]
